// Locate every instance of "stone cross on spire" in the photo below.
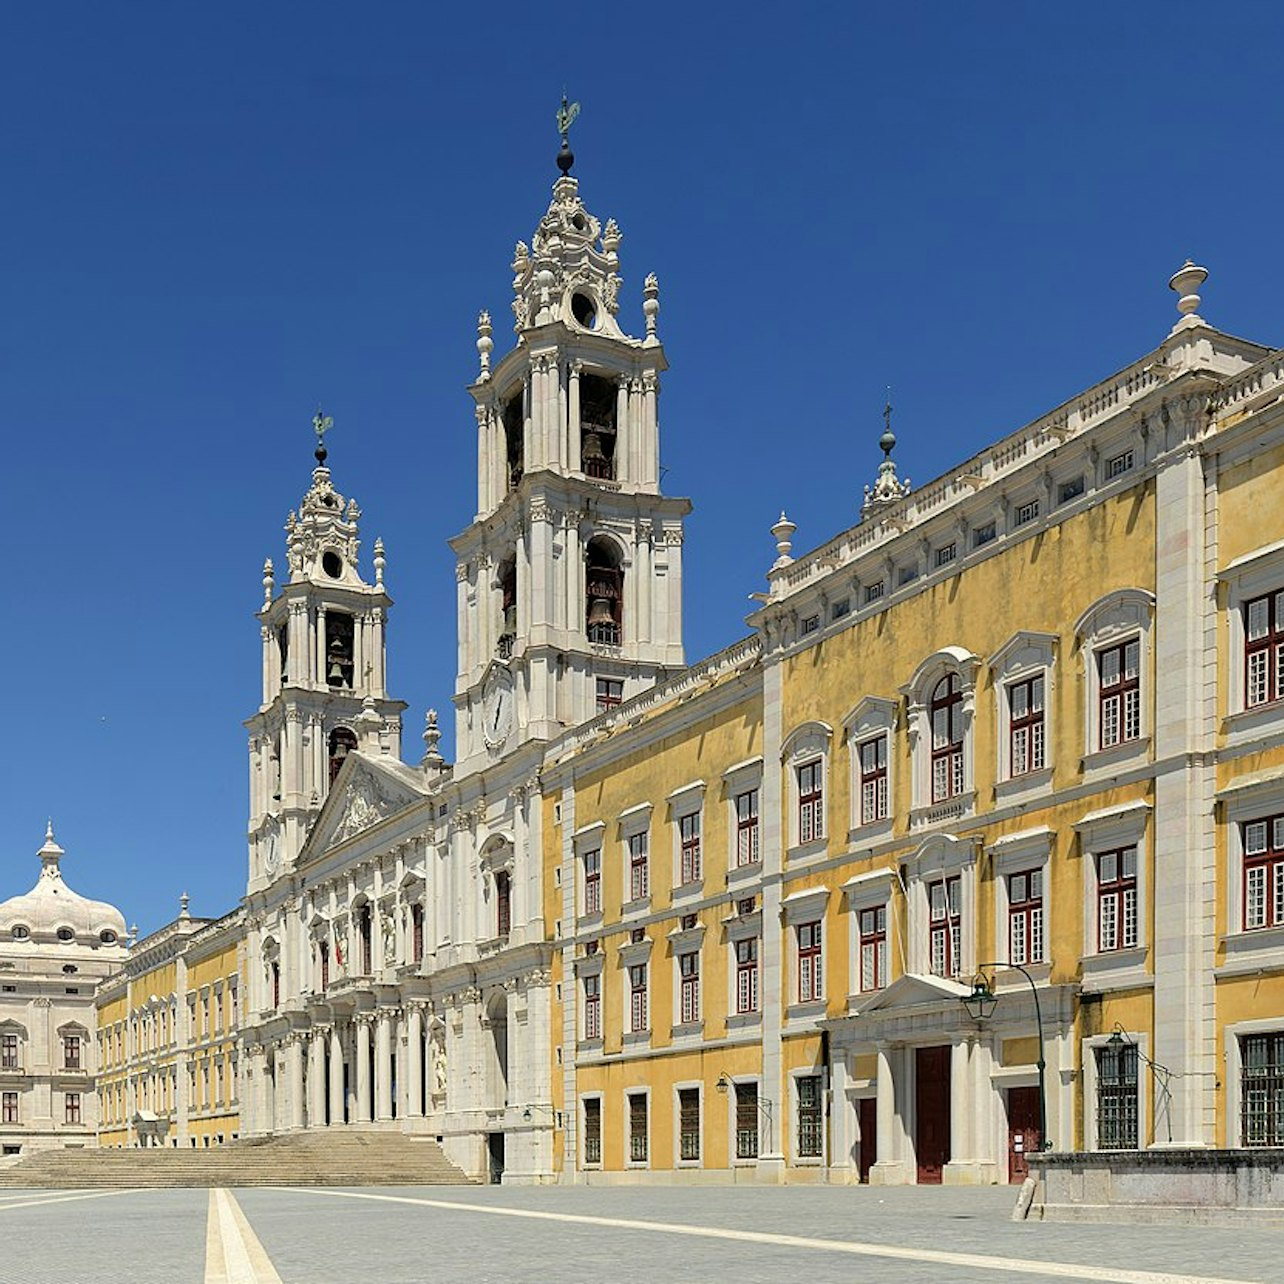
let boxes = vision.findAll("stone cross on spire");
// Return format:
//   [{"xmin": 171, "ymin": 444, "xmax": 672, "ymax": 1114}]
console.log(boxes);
[{"xmin": 862, "ymin": 395, "xmax": 912, "ymax": 519}]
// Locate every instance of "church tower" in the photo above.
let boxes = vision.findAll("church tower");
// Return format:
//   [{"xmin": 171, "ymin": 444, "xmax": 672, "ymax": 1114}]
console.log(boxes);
[
  {"xmin": 451, "ymin": 119, "xmax": 691, "ymax": 770},
  {"xmin": 245, "ymin": 417, "xmax": 407, "ymax": 890}
]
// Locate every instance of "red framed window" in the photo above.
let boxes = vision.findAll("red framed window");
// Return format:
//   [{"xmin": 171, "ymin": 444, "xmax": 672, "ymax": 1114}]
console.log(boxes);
[
  {"xmin": 859, "ymin": 906, "xmax": 887, "ymax": 992},
  {"xmin": 63, "ymin": 1035, "xmax": 81, "ymax": 1071},
  {"xmin": 1097, "ymin": 846, "xmax": 1138, "ymax": 951},
  {"xmin": 735, "ymin": 938, "xmax": 759, "ymax": 1013},
  {"xmin": 797, "ymin": 761, "xmax": 824, "ymax": 844},
  {"xmin": 595, "ymin": 677, "xmax": 624, "ymax": 711},
  {"xmin": 1009, "ymin": 675, "xmax": 1046, "ymax": 776},
  {"xmin": 1008, "ymin": 869, "xmax": 1045, "ymax": 965},
  {"xmin": 736, "ymin": 790, "xmax": 760, "ymax": 865},
  {"xmin": 1245, "ymin": 591, "xmax": 1284, "ymax": 708},
  {"xmin": 679, "ymin": 951, "xmax": 700, "ymax": 1025},
  {"xmin": 859, "ymin": 735, "xmax": 888, "ymax": 824},
  {"xmin": 2, "ymin": 1092, "xmax": 17, "ymax": 1124},
  {"xmin": 65, "ymin": 1092, "xmax": 81, "ymax": 1125},
  {"xmin": 583, "ymin": 848, "xmax": 602, "ymax": 915},
  {"xmin": 930, "ymin": 674, "xmax": 965, "ymax": 801},
  {"xmin": 318, "ymin": 939, "xmax": 330, "ymax": 990},
  {"xmin": 628, "ymin": 832, "xmax": 649, "ymax": 901},
  {"xmin": 1, "ymin": 1034, "xmax": 17, "ymax": 1071},
  {"xmin": 929, "ymin": 875, "xmax": 961, "ymax": 978},
  {"xmin": 679, "ymin": 813, "xmax": 702, "ymax": 884},
  {"xmin": 358, "ymin": 905, "xmax": 373, "ymax": 974},
  {"xmin": 1098, "ymin": 640, "xmax": 1140, "ymax": 748},
  {"xmin": 797, "ymin": 921, "xmax": 823, "ymax": 1003},
  {"xmin": 411, "ymin": 904, "xmax": 424, "ymax": 961},
  {"xmin": 1243, "ymin": 815, "xmax": 1284, "ymax": 931},
  {"xmin": 583, "ymin": 973, "xmax": 601, "ymax": 1040},
  {"xmin": 495, "ymin": 870, "xmax": 511, "ymax": 938},
  {"xmin": 629, "ymin": 963, "xmax": 648, "ymax": 1033}
]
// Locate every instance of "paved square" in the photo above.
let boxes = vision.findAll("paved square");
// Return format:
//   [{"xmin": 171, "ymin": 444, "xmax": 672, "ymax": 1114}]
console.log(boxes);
[{"xmin": 0, "ymin": 1184, "xmax": 1277, "ymax": 1283}]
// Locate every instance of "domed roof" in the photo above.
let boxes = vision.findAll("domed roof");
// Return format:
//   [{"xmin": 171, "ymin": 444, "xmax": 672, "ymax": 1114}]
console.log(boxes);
[{"xmin": 0, "ymin": 823, "xmax": 128, "ymax": 948}]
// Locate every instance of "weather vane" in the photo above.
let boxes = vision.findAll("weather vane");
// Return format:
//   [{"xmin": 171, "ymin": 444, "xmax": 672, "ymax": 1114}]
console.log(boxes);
[
  {"xmin": 556, "ymin": 93, "xmax": 580, "ymax": 176},
  {"xmin": 313, "ymin": 409, "xmax": 334, "ymax": 463}
]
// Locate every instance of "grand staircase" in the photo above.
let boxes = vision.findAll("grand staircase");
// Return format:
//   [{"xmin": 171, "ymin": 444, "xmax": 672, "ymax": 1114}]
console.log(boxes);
[{"xmin": 0, "ymin": 1130, "xmax": 475, "ymax": 1189}]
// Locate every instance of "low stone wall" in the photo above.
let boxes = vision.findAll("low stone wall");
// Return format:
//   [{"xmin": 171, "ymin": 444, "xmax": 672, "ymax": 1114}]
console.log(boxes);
[{"xmin": 1025, "ymin": 1149, "xmax": 1284, "ymax": 1226}]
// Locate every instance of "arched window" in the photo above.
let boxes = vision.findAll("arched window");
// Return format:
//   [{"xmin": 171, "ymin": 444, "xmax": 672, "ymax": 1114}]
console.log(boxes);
[
  {"xmin": 586, "ymin": 538, "xmax": 623, "ymax": 645},
  {"xmin": 930, "ymin": 674, "xmax": 964, "ymax": 802},
  {"xmin": 502, "ymin": 392, "xmax": 524, "ymax": 491},
  {"xmin": 580, "ymin": 374, "xmax": 618, "ymax": 480},
  {"xmin": 319, "ymin": 939, "xmax": 330, "ymax": 990},
  {"xmin": 357, "ymin": 904, "xmax": 373, "ymax": 975},
  {"xmin": 325, "ymin": 612, "xmax": 355, "ymax": 689},
  {"xmin": 328, "ymin": 727, "xmax": 358, "ymax": 785},
  {"xmin": 495, "ymin": 871, "xmax": 511, "ymax": 939},
  {"xmin": 498, "ymin": 557, "xmax": 517, "ymax": 659}
]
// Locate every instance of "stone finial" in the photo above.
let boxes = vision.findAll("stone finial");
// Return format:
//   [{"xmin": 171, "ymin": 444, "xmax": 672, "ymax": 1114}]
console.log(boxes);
[
  {"xmin": 179, "ymin": 892, "xmax": 190, "ymax": 919},
  {"xmin": 373, "ymin": 538, "xmax": 386, "ymax": 588},
  {"xmin": 476, "ymin": 310, "xmax": 493, "ymax": 381},
  {"xmin": 862, "ymin": 398, "xmax": 912, "ymax": 519},
  {"xmin": 262, "ymin": 558, "xmax": 274, "ymax": 609},
  {"xmin": 602, "ymin": 218, "xmax": 622, "ymax": 259},
  {"xmin": 1168, "ymin": 259, "xmax": 1208, "ymax": 327},
  {"xmin": 421, "ymin": 708, "xmax": 444, "ymax": 770},
  {"xmin": 643, "ymin": 273, "xmax": 660, "ymax": 344},
  {"xmin": 128, "ymin": 923, "xmax": 138, "ymax": 944},
  {"xmin": 771, "ymin": 511, "xmax": 797, "ymax": 570},
  {"xmin": 357, "ymin": 694, "xmax": 382, "ymax": 751}
]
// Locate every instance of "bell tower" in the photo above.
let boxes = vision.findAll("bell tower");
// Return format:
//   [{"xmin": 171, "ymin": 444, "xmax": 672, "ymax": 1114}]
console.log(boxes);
[
  {"xmin": 451, "ymin": 108, "xmax": 691, "ymax": 770},
  {"xmin": 245, "ymin": 414, "xmax": 407, "ymax": 890}
]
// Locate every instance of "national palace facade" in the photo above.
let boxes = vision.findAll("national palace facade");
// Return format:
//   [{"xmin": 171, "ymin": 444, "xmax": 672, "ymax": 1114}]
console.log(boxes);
[{"xmin": 5, "ymin": 155, "xmax": 1283, "ymax": 1186}]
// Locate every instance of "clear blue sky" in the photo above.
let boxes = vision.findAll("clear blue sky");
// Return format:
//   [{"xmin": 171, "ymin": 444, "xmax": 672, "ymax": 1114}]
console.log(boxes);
[{"xmin": 3, "ymin": 2, "xmax": 1280, "ymax": 936}]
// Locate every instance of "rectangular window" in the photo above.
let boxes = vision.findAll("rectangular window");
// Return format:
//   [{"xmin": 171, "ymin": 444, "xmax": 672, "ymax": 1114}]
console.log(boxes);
[
  {"xmin": 583, "ymin": 1098, "xmax": 602, "ymax": 1165},
  {"xmin": 935, "ymin": 542, "xmax": 957, "ymax": 568},
  {"xmin": 1245, "ymin": 590, "xmax": 1284, "ymax": 708},
  {"xmin": 864, "ymin": 581, "xmax": 885, "ymax": 603},
  {"xmin": 800, "ymin": 614, "xmax": 820, "ymax": 635},
  {"xmin": 797, "ymin": 921, "xmax": 823, "ymax": 1003},
  {"xmin": 583, "ymin": 973, "xmax": 601, "ymax": 1040},
  {"xmin": 1057, "ymin": 475, "xmax": 1086, "ymax": 505},
  {"xmin": 679, "ymin": 813, "xmax": 702, "ymax": 885},
  {"xmin": 63, "ymin": 1035, "xmax": 81, "ymax": 1071},
  {"xmin": 898, "ymin": 564, "xmax": 918, "ymax": 586},
  {"xmin": 929, "ymin": 875, "xmax": 962, "ymax": 978},
  {"xmin": 628, "ymin": 1092, "xmax": 648, "ymax": 1163},
  {"xmin": 582, "ymin": 848, "xmax": 602, "ymax": 916},
  {"xmin": 1014, "ymin": 498, "xmax": 1040, "ymax": 527},
  {"xmin": 736, "ymin": 790, "xmax": 760, "ymax": 866},
  {"xmin": 595, "ymin": 677, "xmax": 624, "ymax": 711},
  {"xmin": 859, "ymin": 905, "xmax": 887, "ymax": 992},
  {"xmin": 1095, "ymin": 1043, "xmax": 1138, "ymax": 1149},
  {"xmin": 797, "ymin": 761, "xmax": 824, "ymax": 844},
  {"xmin": 678, "ymin": 951, "xmax": 701, "ymax": 1025},
  {"xmin": 1243, "ymin": 815, "xmax": 1284, "ymax": 931},
  {"xmin": 859, "ymin": 734, "xmax": 888, "ymax": 824},
  {"xmin": 0, "ymin": 1035, "xmax": 17, "ymax": 1071},
  {"xmin": 735, "ymin": 937, "xmax": 759, "ymax": 1014},
  {"xmin": 1241, "ymin": 1032, "xmax": 1284, "ymax": 1147},
  {"xmin": 628, "ymin": 832, "xmax": 649, "ymax": 901},
  {"xmin": 678, "ymin": 1087, "xmax": 701, "ymax": 1161},
  {"xmin": 495, "ymin": 870, "xmax": 511, "ymax": 938},
  {"xmin": 831, "ymin": 598, "xmax": 851, "ymax": 622},
  {"xmin": 1007, "ymin": 869, "xmax": 1045, "ymax": 965},
  {"xmin": 973, "ymin": 521, "xmax": 997, "ymax": 548},
  {"xmin": 629, "ymin": 963, "xmax": 648, "ymax": 1033},
  {"xmin": 1097, "ymin": 847, "xmax": 1138, "ymax": 951},
  {"xmin": 796, "ymin": 1075, "xmax": 823, "ymax": 1158},
  {"xmin": 1098, "ymin": 639, "xmax": 1141, "ymax": 748},
  {"xmin": 1008, "ymin": 675, "xmax": 1046, "ymax": 776},
  {"xmin": 1, "ymin": 1092, "xmax": 16, "ymax": 1124},
  {"xmin": 1106, "ymin": 448, "xmax": 1135, "ymax": 480},
  {"xmin": 65, "ymin": 1092, "xmax": 81, "ymax": 1125},
  {"xmin": 735, "ymin": 1081, "xmax": 759, "ymax": 1159}
]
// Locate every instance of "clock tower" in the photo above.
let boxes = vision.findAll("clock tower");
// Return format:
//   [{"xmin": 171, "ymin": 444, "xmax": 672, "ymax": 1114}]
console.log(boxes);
[
  {"xmin": 451, "ymin": 133, "xmax": 691, "ymax": 771},
  {"xmin": 245, "ymin": 418, "xmax": 407, "ymax": 890}
]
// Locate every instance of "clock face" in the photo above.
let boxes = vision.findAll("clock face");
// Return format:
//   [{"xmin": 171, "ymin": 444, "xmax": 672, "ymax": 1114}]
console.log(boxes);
[
  {"xmin": 482, "ymin": 673, "xmax": 514, "ymax": 749},
  {"xmin": 263, "ymin": 827, "xmax": 280, "ymax": 876}
]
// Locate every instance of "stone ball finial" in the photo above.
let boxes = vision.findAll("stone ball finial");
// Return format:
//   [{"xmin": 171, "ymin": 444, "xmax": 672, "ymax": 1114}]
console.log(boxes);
[
  {"xmin": 1169, "ymin": 260, "xmax": 1208, "ymax": 319},
  {"xmin": 477, "ymin": 310, "xmax": 494, "ymax": 380},
  {"xmin": 373, "ymin": 538, "xmax": 386, "ymax": 588}
]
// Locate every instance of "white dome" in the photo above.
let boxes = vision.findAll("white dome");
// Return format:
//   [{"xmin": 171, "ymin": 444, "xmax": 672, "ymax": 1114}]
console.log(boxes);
[{"xmin": 0, "ymin": 824, "xmax": 128, "ymax": 948}]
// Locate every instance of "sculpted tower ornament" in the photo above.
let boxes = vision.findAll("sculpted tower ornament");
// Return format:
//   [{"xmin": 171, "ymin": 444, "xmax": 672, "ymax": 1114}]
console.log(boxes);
[{"xmin": 862, "ymin": 397, "xmax": 913, "ymax": 519}]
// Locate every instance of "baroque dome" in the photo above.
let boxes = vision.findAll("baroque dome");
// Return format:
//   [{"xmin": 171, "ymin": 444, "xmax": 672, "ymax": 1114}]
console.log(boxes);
[{"xmin": 0, "ymin": 824, "xmax": 128, "ymax": 949}]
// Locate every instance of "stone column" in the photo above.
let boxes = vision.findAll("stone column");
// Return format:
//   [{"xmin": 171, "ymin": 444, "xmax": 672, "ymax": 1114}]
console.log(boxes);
[
  {"xmin": 287, "ymin": 1036, "xmax": 305, "ymax": 1131},
  {"xmin": 944, "ymin": 1038, "xmax": 973, "ymax": 1182},
  {"xmin": 869, "ymin": 1043, "xmax": 903, "ymax": 1185},
  {"xmin": 568, "ymin": 362, "xmax": 582, "ymax": 472},
  {"xmin": 307, "ymin": 1028, "xmax": 326, "ymax": 1130},
  {"xmin": 375, "ymin": 1011, "xmax": 394, "ymax": 1121},
  {"xmin": 355, "ymin": 1016, "xmax": 373, "ymax": 1123},
  {"xmin": 406, "ymin": 1005, "xmax": 424, "ymax": 1118},
  {"xmin": 328, "ymin": 1023, "xmax": 345, "ymax": 1126}
]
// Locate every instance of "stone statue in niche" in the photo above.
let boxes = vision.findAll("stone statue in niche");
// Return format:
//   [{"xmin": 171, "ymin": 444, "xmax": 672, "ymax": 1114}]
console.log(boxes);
[
  {"xmin": 381, "ymin": 913, "xmax": 396, "ymax": 965},
  {"xmin": 432, "ymin": 1035, "xmax": 448, "ymax": 1096}
]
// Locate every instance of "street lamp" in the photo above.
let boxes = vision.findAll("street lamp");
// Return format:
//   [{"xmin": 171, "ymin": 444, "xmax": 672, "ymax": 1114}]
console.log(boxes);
[
  {"xmin": 715, "ymin": 1072, "xmax": 775, "ymax": 1156},
  {"xmin": 1106, "ymin": 1023, "xmax": 1175, "ymax": 1145},
  {"xmin": 961, "ymin": 961, "xmax": 1051, "ymax": 1152}
]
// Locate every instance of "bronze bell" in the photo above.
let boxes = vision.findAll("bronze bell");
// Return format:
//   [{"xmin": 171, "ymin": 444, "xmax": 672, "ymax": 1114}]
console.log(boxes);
[
  {"xmin": 582, "ymin": 430, "xmax": 605, "ymax": 463},
  {"xmin": 587, "ymin": 597, "xmax": 615, "ymax": 628}
]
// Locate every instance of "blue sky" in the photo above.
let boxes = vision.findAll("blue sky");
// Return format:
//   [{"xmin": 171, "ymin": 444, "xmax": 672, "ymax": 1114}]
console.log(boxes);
[{"xmin": 3, "ymin": 2, "xmax": 1281, "ymax": 935}]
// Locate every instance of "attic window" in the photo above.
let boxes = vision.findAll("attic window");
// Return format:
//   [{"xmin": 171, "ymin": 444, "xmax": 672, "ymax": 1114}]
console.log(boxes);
[
  {"xmin": 99, "ymin": 930, "xmax": 117, "ymax": 945},
  {"xmin": 571, "ymin": 292, "xmax": 597, "ymax": 330},
  {"xmin": 973, "ymin": 521, "xmax": 997, "ymax": 548},
  {"xmin": 57, "ymin": 928, "xmax": 74, "ymax": 942},
  {"xmin": 62, "ymin": 964, "xmax": 78, "ymax": 974},
  {"xmin": 10, "ymin": 926, "xmax": 29, "ymax": 941}
]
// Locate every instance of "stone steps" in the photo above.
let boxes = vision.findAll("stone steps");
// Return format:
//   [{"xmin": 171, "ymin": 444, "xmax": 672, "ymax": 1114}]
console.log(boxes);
[{"xmin": 0, "ymin": 1131, "xmax": 475, "ymax": 1188}]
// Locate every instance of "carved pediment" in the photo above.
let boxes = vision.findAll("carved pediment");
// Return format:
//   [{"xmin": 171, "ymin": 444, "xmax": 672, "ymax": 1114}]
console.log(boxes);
[
  {"xmin": 309, "ymin": 756, "xmax": 425, "ymax": 856},
  {"xmin": 855, "ymin": 971, "xmax": 971, "ymax": 1016}
]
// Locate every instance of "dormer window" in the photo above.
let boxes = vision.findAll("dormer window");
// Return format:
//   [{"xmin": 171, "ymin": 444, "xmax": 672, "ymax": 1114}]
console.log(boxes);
[
  {"xmin": 502, "ymin": 392, "xmax": 524, "ymax": 491},
  {"xmin": 10, "ymin": 926, "xmax": 29, "ymax": 941},
  {"xmin": 586, "ymin": 538, "xmax": 623, "ymax": 645},
  {"xmin": 325, "ymin": 612, "xmax": 354, "ymax": 689},
  {"xmin": 580, "ymin": 374, "xmax": 618, "ymax": 481},
  {"xmin": 56, "ymin": 928, "xmax": 74, "ymax": 943}
]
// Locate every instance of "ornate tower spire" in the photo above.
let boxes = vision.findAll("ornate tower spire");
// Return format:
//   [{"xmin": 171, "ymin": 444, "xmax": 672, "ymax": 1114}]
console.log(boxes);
[{"xmin": 862, "ymin": 396, "xmax": 912, "ymax": 518}]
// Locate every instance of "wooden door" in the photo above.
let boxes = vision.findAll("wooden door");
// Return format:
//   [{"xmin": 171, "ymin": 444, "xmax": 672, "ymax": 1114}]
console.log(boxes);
[
  {"xmin": 858, "ymin": 1097, "xmax": 877, "ymax": 1183},
  {"xmin": 915, "ymin": 1045, "xmax": 950, "ymax": 1184},
  {"xmin": 1007, "ymin": 1086, "xmax": 1041, "ymax": 1183}
]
